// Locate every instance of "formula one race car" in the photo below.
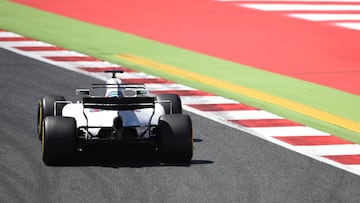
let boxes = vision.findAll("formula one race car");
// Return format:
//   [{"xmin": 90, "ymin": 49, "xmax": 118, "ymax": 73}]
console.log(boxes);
[{"xmin": 37, "ymin": 70, "xmax": 193, "ymax": 165}]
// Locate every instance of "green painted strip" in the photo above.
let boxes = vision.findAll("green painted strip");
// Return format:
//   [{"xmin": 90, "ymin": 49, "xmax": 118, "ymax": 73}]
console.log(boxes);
[
  {"xmin": 117, "ymin": 54, "xmax": 360, "ymax": 135},
  {"xmin": 1, "ymin": 0, "xmax": 360, "ymax": 142}
]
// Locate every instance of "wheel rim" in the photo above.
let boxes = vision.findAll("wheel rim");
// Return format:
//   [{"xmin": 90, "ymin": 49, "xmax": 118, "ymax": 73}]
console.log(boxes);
[
  {"xmin": 37, "ymin": 101, "xmax": 42, "ymax": 136},
  {"xmin": 41, "ymin": 120, "xmax": 45, "ymax": 157}
]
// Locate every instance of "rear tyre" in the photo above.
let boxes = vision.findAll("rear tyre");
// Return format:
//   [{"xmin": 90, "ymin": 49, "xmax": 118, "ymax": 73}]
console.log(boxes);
[
  {"xmin": 37, "ymin": 95, "xmax": 66, "ymax": 141},
  {"xmin": 158, "ymin": 114, "xmax": 193, "ymax": 163},
  {"xmin": 42, "ymin": 116, "xmax": 77, "ymax": 166},
  {"xmin": 156, "ymin": 94, "xmax": 182, "ymax": 114}
]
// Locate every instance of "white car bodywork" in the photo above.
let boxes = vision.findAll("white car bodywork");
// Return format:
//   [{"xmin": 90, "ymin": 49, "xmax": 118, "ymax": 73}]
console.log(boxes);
[{"xmin": 61, "ymin": 77, "xmax": 166, "ymax": 139}]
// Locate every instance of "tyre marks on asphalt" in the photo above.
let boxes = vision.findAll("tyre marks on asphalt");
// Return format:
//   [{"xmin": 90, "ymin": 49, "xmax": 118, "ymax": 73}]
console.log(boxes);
[
  {"xmin": 217, "ymin": 0, "xmax": 360, "ymax": 31},
  {"xmin": 2, "ymin": 30, "xmax": 360, "ymax": 176}
]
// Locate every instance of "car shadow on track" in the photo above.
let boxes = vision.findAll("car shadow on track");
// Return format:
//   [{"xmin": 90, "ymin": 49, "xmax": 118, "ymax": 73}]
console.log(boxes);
[{"xmin": 53, "ymin": 141, "xmax": 213, "ymax": 168}]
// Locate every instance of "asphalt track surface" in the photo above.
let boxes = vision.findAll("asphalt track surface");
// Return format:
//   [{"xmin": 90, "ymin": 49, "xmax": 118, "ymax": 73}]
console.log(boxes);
[{"xmin": 2, "ymin": 49, "xmax": 360, "ymax": 202}]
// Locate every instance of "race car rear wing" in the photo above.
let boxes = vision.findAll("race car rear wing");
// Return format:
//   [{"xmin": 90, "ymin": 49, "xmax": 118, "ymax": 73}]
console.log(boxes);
[
  {"xmin": 92, "ymin": 83, "xmax": 145, "ymax": 89},
  {"xmin": 83, "ymin": 97, "xmax": 155, "ymax": 111}
]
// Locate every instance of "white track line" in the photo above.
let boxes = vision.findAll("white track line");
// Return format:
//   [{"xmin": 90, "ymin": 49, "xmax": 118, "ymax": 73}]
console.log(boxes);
[
  {"xmin": 47, "ymin": 61, "xmax": 118, "ymax": 69},
  {"xmin": 180, "ymin": 96, "xmax": 239, "ymax": 105},
  {"xmin": 203, "ymin": 110, "xmax": 282, "ymax": 120},
  {"xmin": 241, "ymin": 4, "xmax": 360, "ymax": 11},
  {"xmin": 0, "ymin": 32, "xmax": 24, "ymax": 37},
  {"xmin": 218, "ymin": 1, "xmax": 360, "ymax": 36},
  {"xmin": 294, "ymin": 144, "xmax": 360, "ymax": 156},
  {"xmin": 145, "ymin": 83, "xmax": 195, "ymax": 91},
  {"xmin": 290, "ymin": 13, "xmax": 360, "ymax": 21},
  {"xmin": 249, "ymin": 126, "xmax": 330, "ymax": 137},
  {"xmin": 25, "ymin": 50, "xmax": 87, "ymax": 57},
  {"xmin": 117, "ymin": 72, "xmax": 158, "ymax": 79},
  {"xmin": 0, "ymin": 41, "xmax": 52, "ymax": 48},
  {"xmin": 335, "ymin": 22, "xmax": 360, "ymax": 30},
  {"xmin": 59, "ymin": 61, "xmax": 120, "ymax": 68},
  {"xmin": 347, "ymin": 165, "xmax": 360, "ymax": 171}
]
